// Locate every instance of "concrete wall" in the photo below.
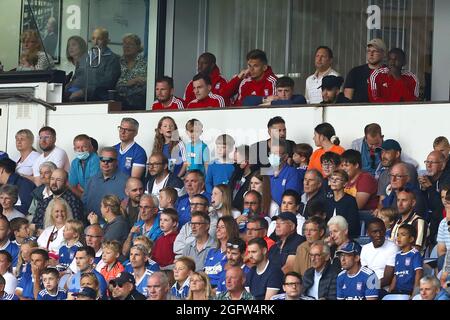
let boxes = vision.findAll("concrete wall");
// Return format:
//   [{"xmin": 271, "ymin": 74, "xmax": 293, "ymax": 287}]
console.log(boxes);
[{"xmin": 4, "ymin": 102, "xmax": 448, "ymax": 172}]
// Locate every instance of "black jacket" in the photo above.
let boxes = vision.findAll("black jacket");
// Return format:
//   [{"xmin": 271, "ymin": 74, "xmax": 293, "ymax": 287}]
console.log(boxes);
[
  {"xmin": 145, "ymin": 172, "xmax": 184, "ymax": 194},
  {"xmin": 302, "ymin": 262, "xmax": 337, "ymax": 300}
]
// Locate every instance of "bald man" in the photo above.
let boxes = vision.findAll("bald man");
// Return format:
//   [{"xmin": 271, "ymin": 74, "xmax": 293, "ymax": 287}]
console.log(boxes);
[
  {"xmin": 66, "ymin": 27, "xmax": 121, "ymax": 102},
  {"xmin": 122, "ymin": 177, "xmax": 144, "ymax": 228},
  {"xmin": 217, "ymin": 267, "xmax": 254, "ymax": 300},
  {"xmin": 420, "ymin": 151, "xmax": 450, "ymax": 246},
  {"xmin": 32, "ymin": 169, "xmax": 85, "ymax": 232}
]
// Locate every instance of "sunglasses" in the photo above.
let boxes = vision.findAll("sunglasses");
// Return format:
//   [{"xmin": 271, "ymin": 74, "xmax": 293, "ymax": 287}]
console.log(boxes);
[
  {"xmin": 112, "ymin": 282, "xmax": 124, "ymax": 288},
  {"xmin": 100, "ymin": 157, "xmax": 116, "ymax": 164},
  {"xmin": 226, "ymin": 243, "xmax": 240, "ymax": 249}
]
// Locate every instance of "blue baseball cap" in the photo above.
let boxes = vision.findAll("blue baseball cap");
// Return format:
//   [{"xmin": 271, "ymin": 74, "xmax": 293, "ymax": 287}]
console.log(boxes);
[
  {"xmin": 274, "ymin": 212, "xmax": 297, "ymax": 227},
  {"xmin": 73, "ymin": 287, "xmax": 97, "ymax": 299},
  {"xmin": 336, "ymin": 242, "xmax": 362, "ymax": 256},
  {"xmin": 377, "ymin": 139, "xmax": 402, "ymax": 152},
  {"xmin": 0, "ymin": 151, "xmax": 9, "ymax": 160}
]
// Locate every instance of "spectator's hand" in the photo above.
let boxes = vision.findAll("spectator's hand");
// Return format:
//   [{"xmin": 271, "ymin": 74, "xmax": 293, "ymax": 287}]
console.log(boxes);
[
  {"xmin": 237, "ymin": 68, "xmax": 250, "ymax": 79},
  {"xmin": 87, "ymin": 212, "xmax": 98, "ymax": 225},
  {"xmin": 130, "ymin": 226, "xmax": 140, "ymax": 235},
  {"xmin": 418, "ymin": 176, "xmax": 432, "ymax": 190},
  {"xmin": 235, "ymin": 214, "xmax": 248, "ymax": 224},
  {"xmin": 66, "ymin": 292, "xmax": 76, "ymax": 300},
  {"xmin": 265, "ymin": 95, "xmax": 279, "ymax": 103}
]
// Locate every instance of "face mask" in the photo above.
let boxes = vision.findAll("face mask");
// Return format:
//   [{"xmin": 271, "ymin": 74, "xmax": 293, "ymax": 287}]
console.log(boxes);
[
  {"xmin": 76, "ymin": 151, "xmax": 90, "ymax": 161},
  {"xmin": 268, "ymin": 154, "xmax": 281, "ymax": 167}
]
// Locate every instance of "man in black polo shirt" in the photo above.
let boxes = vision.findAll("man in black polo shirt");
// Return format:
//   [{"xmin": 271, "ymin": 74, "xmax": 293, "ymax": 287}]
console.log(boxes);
[
  {"xmin": 268, "ymin": 212, "xmax": 305, "ymax": 273},
  {"xmin": 344, "ymin": 38, "xmax": 386, "ymax": 102}
]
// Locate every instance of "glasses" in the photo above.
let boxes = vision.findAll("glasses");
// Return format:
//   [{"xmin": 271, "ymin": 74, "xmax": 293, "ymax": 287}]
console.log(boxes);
[
  {"xmin": 227, "ymin": 243, "xmax": 240, "ymax": 249},
  {"xmin": 424, "ymin": 160, "xmax": 442, "ymax": 165},
  {"xmin": 284, "ymin": 282, "xmax": 301, "ymax": 287},
  {"xmin": 118, "ymin": 126, "xmax": 136, "ymax": 133},
  {"xmin": 100, "ymin": 157, "xmax": 116, "ymax": 164},
  {"xmin": 112, "ymin": 283, "xmax": 124, "ymax": 288},
  {"xmin": 309, "ymin": 253, "xmax": 322, "ymax": 258},
  {"xmin": 329, "ymin": 177, "xmax": 344, "ymax": 183},
  {"xmin": 321, "ymin": 161, "xmax": 335, "ymax": 168},
  {"xmin": 39, "ymin": 135, "xmax": 52, "ymax": 141},
  {"xmin": 147, "ymin": 162, "xmax": 163, "ymax": 167},
  {"xmin": 389, "ymin": 174, "xmax": 408, "ymax": 180},
  {"xmin": 190, "ymin": 222, "xmax": 208, "ymax": 227}
]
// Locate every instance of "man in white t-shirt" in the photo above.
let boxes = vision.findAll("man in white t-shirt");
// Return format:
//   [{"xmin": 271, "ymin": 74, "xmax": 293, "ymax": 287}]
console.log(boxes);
[
  {"xmin": 32, "ymin": 126, "xmax": 70, "ymax": 186},
  {"xmin": 305, "ymin": 46, "xmax": 340, "ymax": 104},
  {"xmin": 360, "ymin": 218, "xmax": 398, "ymax": 292}
]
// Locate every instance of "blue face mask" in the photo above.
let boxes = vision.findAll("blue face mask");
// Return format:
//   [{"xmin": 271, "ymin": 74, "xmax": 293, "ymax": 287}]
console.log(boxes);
[
  {"xmin": 75, "ymin": 151, "xmax": 90, "ymax": 161},
  {"xmin": 268, "ymin": 154, "xmax": 281, "ymax": 167}
]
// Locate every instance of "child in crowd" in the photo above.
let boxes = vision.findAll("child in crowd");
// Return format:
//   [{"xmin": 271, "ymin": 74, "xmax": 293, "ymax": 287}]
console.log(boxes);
[
  {"xmin": 293, "ymin": 143, "xmax": 313, "ymax": 169},
  {"xmin": 171, "ymin": 256, "xmax": 195, "ymax": 299},
  {"xmin": 58, "ymin": 219, "xmax": 84, "ymax": 271},
  {"xmin": 10, "ymin": 217, "xmax": 33, "ymax": 246},
  {"xmin": 124, "ymin": 236, "xmax": 160, "ymax": 273},
  {"xmin": 390, "ymin": 224, "xmax": 423, "ymax": 296},
  {"xmin": 14, "ymin": 240, "xmax": 38, "ymax": 278},
  {"xmin": 378, "ymin": 208, "xmax": 398, "ymax": 238},
  {"xmin": 184, "ymin": 119, "xmax": 210, "ymax": 174},
  {"xmin": 16, "ymin": 52, "xmax": 38, "ymax": 71},
  {"xmin": 158, "ymin": 187, "xmax": 178, "ymax": 210},
  {"xmin": 152, "ymin": 116, "xmax": 188, "ymax": 178},
  {"xmin": 205, "ymin": 134, "xmax": 236, "ymax": 193},
  {"xmin": 100, "ymin": 241, "xmax": 125, "ymax": 284},
  {"xmin": 152, "ymin": 208, "xmax": 179, "ymax": 268},
  {"xmin": 37, "ymin": 267, "xmax": 67, "ymax": 300}
]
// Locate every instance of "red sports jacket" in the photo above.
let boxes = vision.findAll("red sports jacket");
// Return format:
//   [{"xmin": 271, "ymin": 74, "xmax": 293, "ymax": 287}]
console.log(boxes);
[
  {"xmin": 184, "ymin": 66, "xmax": 228, "ymax": 105},
  {"xmin": 187, "ymin": 93, "xmax": 226, "ymax": 109},
  {"xmin": 221, "ymin": 66, "xmax": 278, "ymax": 107},
  {"xmin": 368, "ymin": 67, "xmax": 419, "ymax": 103},
  {"xmin": 151, "ymin": 96, "xmax": 185, "ymax": 111}
]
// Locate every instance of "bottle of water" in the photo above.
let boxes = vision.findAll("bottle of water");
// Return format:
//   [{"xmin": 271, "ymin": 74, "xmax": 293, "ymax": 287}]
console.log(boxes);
[{"xmin": 239, "ymin": 208, "xmax": 250, "ymax": 231}]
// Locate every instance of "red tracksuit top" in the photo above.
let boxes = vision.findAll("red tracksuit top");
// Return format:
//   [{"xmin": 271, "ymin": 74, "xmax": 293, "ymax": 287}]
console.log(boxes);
[
  {"xmin": 151, "ymin": 96, "xmax": 185, "ymax": 110},
  {"xmin": 221, "ymin": 66, "xmax": 278, "ymax": 106},
  {"xmin": 184, "ymin": 66, "xmax": 228, "ymax": 105},
  {"xmin": 368, "ymin": 67, "xmax": 419, "ymax": 103},
  {"xmin": 187, "ymin": 93, "xmax": 226, "ymax": 109}
]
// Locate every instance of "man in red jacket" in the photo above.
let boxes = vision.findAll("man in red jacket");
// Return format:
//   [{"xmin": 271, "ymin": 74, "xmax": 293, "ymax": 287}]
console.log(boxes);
[
  {"xmin": 151, "ymin": 76, "xmax": 185, "ymax": 111},
  {"xmin": 187, "ymin": 73, "xmax": 226, "ymax": 109},
  {"xmin": 368, "ymin": 48, "xmax": 419, "ymax": 103},
  {"xmin": 184, "ymin": 52, "xmax": 228, "ymax": 105},
  {"xmin": 222, "ymin": 49, "xmax": 277, "ymax": 107}
]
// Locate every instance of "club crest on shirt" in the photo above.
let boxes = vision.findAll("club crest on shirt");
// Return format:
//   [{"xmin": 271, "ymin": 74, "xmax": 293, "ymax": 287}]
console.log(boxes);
[
  {"xmin": 125, "ymin": 157, "xmax": 133, "ymax": 169},
  {"xmin": 356, "ymin": 282, "xmax": 363, "ymax": 291},
  {"xmin": 405, "ymin": 257, "xmax": 411, "ymax": 266},
  {"xmin": 264, "ymin": 89, "xmax": 269, "ymax": 96},
  {"xmin": 215, "ymin": 83, "xmax": 221, "ymax": 90}
]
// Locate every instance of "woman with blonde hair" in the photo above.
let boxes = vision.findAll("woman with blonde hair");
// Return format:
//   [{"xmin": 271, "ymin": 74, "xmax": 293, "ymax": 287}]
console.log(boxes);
[
  {"xmin": 186, "ymin": 272, "xmax": 213, "ymax": 300},
  {"xmin": 37, "ymin": 198, "xmax": 73, "ymax": 254},
  {"xmin": 210, "ymin": 184, "xmax": 240, "ymax": 219},
  {"xmin": 14, "ymin": 129, "xmax": 40, "ymax": 179},
  {"xmin": 20, "ymin": 29, "xmax": 54, "ymax": 70}
]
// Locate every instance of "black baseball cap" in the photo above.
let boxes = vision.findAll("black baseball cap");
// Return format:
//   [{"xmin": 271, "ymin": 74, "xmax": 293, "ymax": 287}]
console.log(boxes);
[{"xmin": 319, "ymin": 75, "xmax": 344, "ymax": 90}]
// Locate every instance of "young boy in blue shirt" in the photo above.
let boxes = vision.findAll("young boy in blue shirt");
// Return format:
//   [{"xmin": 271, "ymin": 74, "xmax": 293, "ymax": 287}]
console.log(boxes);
[
  {"xmin": 205, "ymin": 134, "xmax": 236, "ymax": 193},
  {"xmin": 37, "ymin": 267, "xmax": 67, "ymax": 300},
  {"xmin": 184, "ymin": 119, "xmax": 210, "ymax": 174},
  {"xmin": 390, "ymin": 224, "xmax": 423, "ymax": 296}
]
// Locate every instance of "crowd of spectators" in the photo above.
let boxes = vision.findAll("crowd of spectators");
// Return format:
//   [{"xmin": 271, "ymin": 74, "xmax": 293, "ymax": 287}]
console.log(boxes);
[{"xmin": 0, "ymin": 111, "xmax": 449, "ymax": 301}]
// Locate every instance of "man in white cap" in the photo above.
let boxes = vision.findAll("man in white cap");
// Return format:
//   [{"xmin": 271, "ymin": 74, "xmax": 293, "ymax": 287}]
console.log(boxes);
[{"xmin": 344, "ymin": 38, "xmax": 387, "ymax": 102}]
